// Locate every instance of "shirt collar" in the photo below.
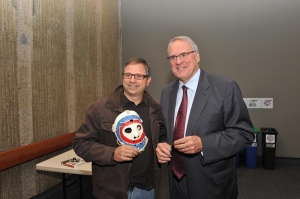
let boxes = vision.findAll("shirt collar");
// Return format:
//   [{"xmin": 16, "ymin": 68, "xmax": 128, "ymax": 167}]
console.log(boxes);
[
  {"xmin": 121, "ymin": 91, "xmax": 147, "ymax": 107},
  {"xmin": 179, "ymin": 68, "xmax": 201, "ymax": 91}
]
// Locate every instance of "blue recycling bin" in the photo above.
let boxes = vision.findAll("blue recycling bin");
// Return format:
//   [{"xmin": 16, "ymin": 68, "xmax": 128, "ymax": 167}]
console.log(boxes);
[{"xmin": 245, "ymin": 126, "xmax": 259, "ymax": 169}]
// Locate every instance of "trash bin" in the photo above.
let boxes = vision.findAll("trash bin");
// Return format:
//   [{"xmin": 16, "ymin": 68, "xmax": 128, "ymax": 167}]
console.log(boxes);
[
  {"xmin": 261, "ymin": 128, "xmax": 278, "ymax": 170},
  {"xmin": 245, "ymin": 126, "xmax": 259, "ymax": 169}
]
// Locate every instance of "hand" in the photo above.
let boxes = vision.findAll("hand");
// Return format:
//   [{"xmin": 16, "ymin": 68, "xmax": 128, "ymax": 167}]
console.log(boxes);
[
  {"xmin": 173, "ymin": 136, "xmax": 202, "ymax": 154},
  {"xmin": 113, "ymin": 145, "xmax": 140, "ymax": 162},
  {"xmin": 156, "ymin": 142, "xmax": 172, "ymax": 163}
]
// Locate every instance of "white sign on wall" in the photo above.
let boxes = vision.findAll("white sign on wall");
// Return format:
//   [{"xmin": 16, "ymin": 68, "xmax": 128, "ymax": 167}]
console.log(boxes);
[{"xmin": 243, "ymin": 98, "xmax": 273, "ymax": 109}]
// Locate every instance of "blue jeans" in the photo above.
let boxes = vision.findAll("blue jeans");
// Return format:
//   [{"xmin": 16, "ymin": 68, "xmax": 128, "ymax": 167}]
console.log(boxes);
[{"xmin": 127, "ymin": 187, "xmax": 154, "ymax": 199}]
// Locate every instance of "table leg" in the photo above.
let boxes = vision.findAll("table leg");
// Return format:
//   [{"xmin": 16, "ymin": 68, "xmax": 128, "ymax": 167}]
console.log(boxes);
[
  {"xmin": 62, "ymin": 173, "xmax": 66, "ymax": 199},
  {"xmin": 79, "ymin": 175, "xmax": 83, "ymax": 199}
]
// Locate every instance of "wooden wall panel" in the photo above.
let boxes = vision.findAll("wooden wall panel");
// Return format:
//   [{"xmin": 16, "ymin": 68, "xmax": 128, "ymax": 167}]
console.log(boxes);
[{"xmin": 0, "ymin": 0, "xmax": 121, "ymax": 198}]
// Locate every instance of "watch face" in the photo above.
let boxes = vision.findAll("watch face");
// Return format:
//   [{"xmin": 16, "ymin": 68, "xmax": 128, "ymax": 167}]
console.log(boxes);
[{"xmin": 266, "ymin": 134, "xmax": 275, "ymax": 143}]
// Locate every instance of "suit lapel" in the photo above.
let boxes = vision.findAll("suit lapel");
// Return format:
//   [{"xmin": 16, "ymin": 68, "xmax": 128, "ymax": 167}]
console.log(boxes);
[
  {"xmin": 186, "ymin": 71, "xmax": 211, "ymax": 136},
  {"xmin": 168, "ymin": 81, "xmax": 179, "ymax": 143}
]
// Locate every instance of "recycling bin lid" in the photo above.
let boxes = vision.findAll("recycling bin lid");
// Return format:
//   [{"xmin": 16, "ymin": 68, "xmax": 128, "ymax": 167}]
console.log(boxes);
[
  {"xmin": 253, "ymin": 126, "xmax": 259, "ymax": 134},
  {"xmin": 260, "ymin": 128, "xmax": 278, "ymax": 134}
]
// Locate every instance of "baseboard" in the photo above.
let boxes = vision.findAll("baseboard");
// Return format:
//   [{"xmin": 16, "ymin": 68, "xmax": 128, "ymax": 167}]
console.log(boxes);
[{"xmin": 238, "ymin": 155, "xmax": 300, "ymax": 164}]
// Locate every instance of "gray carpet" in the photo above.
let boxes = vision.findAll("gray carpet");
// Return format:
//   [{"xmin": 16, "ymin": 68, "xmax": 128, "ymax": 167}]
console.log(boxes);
[
  {"xmin": 31, "ymin": 175, "xmax": 95, "ymax": 199},
  {"xmin": 237, "ymin": 161, "xmax": 300, "ymax": 199},
  {"xmin": 32, "ymin": 160, "xmax": 300, "ymax": 199}
]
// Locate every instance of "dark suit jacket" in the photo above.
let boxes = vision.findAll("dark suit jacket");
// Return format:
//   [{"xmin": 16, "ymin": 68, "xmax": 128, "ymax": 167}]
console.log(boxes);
[{"xmin": 160, "ymin": 70, "xmax": 254, "ymax": 199}]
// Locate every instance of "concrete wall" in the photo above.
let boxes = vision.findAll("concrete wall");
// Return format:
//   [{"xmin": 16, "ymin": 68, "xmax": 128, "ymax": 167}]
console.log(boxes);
[
  {"xmin": 0, "ymin": 0, "xmax": 121, "ymax": 198},
  {"xmin": 122, "ymin": 0, "xmax": 300, "ymax": 159}
]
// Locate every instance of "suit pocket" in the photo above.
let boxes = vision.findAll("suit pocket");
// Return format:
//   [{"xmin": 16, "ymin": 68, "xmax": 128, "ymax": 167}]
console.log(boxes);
[
  {"xmin": 199, "ymin": 113, "xmax": 222, "ymax": 122},
  {"xmin": 212, "ymin": 166, "xmax": 236, "ymax": 184},
  {"xmin": 198, "ymin": 113, "xmax": 224, "ymax": 133}
]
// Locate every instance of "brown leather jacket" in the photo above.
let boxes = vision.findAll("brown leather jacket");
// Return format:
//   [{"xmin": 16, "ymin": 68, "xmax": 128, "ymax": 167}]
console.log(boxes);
[{"xmin": 73, "ymin": 85, "xmax": 165, "ymax": 199}]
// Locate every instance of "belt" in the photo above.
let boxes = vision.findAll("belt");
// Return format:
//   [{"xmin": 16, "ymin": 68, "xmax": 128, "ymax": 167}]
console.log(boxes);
[
  {"xmin": 128, "ymin": 183, "xmax": 154, "ymax": 192},
  {"xmin": 128, "ymin": 183, "xmax": 135, "ymax": 192}
]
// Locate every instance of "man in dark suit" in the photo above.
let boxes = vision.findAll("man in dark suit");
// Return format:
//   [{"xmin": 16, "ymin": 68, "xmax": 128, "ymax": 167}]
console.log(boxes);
[{"xmin": 156, "ymin": 36, "xmax": 254, "ymax": 199}]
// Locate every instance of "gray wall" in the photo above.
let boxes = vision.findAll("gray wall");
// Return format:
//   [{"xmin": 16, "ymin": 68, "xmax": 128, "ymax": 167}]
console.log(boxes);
[{"xmin": 122, "ymin": 0, "xmax": 300, "ymax": 158}]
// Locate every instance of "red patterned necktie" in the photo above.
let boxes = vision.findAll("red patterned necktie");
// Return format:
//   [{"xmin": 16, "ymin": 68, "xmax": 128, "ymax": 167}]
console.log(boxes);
[{"xmin": 172, "ymin": 85, "xmax": 188, "ymax": 179}]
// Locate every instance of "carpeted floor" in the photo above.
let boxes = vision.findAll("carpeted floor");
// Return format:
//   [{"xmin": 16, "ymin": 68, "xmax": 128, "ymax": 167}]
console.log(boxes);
[
  {"xmin": 31, "ymin": 174, "xmax": 95, "ymax": 199},
  {"xmin": 31, "ymin": 160, "xmax": 300, "ymax": 199},
  {"xmin": 237, "ymin": 161, "xmax": 300, "ymax": 199}
]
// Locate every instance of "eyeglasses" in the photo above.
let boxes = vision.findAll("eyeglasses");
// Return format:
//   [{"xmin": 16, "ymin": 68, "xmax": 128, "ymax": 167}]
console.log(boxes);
[
  {"xmin": 167, "ymin": 51, "xmax": 195, "ymax": 61},
  {"xmin": 122, "ymin": 73, "xmax": 149, "ymax": 80}
]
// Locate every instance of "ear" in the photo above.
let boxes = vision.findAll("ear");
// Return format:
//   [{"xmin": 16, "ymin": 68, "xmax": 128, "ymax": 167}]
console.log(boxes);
[
  {"xmin": 146, "ymin": 76, "xmax": 152, "ymax": 86},
  {"xmin": 196, "ymin": 52, "xmax": 200, "ymax": 63}
]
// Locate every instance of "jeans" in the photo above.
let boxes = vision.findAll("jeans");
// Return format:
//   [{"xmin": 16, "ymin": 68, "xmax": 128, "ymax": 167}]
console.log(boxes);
[{"xmin": 127, "ymin": 187, "xmax": 154, "ymax": 199}]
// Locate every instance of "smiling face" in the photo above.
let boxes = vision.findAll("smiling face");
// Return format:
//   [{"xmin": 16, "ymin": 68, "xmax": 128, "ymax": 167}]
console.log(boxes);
[
  {"xmin": 122, "ymin": 63, "xmax": 151, "ymax": 102},
  {"xmin": 168, "ymin": 40, "xmax": 200, "ymax": 84}
]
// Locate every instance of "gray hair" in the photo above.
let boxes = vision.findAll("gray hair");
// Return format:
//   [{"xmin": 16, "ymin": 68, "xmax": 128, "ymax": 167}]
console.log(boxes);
[
  {"xmin": 167, "ymin": 36, "xmax": 199, "ymax": 55},
  {"xmin": 123, "ymin": 58, "xmax": 151, "ymax": 76}
]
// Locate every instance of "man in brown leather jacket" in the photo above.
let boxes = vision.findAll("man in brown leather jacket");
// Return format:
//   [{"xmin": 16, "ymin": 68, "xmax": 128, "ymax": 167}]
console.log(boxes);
[{"xmin": 73, "ymin": 58, "xmax": 166, "ymax": 199}]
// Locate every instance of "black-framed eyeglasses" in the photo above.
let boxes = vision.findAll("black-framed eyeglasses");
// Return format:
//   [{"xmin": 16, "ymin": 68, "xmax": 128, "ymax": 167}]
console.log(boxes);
[
  {"xmin": 122, "ymin": 73, "xmax": 149, "ymax": 80},
  {"xmin": 167, "ymin": 51, "xmax": 195, "ymax": 61}
]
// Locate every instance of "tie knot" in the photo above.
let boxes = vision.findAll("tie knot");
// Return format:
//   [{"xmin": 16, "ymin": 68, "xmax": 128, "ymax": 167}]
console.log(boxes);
[{"xmin": 182, "ymin": 85, "xmax": 187, "ymax": 92}]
